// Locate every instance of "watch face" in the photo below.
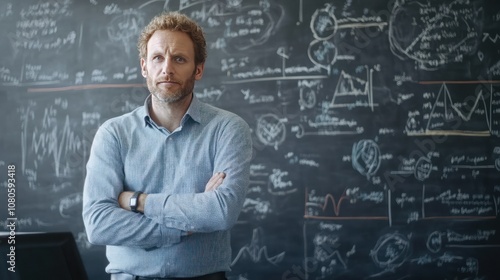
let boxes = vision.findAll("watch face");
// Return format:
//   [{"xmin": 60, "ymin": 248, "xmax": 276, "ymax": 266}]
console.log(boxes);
[
  {"xmin": 130, "ymin": 198, "xmax": 138, "ymax": 206},
  {"xmin": 130, "ymin": 191, "xmax": 142, "ymax": 212}
]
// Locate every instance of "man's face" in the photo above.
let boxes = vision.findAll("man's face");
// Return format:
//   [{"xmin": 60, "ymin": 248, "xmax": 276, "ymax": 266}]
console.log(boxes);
[{"xmin": 141, "ymin": 30, "xmax": 204, "ymax": 103}]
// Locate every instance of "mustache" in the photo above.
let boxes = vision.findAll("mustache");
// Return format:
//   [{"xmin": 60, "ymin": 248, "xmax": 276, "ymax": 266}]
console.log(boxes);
[{"xmin": 156, "ymin": 78, "xmax": 180, "ymax": 84}]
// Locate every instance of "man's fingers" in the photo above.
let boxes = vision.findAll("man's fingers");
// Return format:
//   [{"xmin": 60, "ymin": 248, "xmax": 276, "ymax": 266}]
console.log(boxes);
[
  {"xmin": 205, "ymin": 172, "xmax": 225, "ymax": 192},
  {"xmin": 206, "ymin": 172, "xmax": 221, "ymax": 185}
]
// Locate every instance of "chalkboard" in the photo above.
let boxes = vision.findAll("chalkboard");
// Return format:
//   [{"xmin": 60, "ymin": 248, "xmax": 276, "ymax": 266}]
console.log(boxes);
[{"xmin": 1, "ymin": 0, "xmax": 500, "ymax": 279}]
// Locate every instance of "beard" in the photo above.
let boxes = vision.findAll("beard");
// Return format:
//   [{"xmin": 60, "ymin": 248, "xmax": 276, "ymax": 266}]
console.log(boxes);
[{"xmin": 147, "ymin": 70, "xmax": 196, "ymax": 104}]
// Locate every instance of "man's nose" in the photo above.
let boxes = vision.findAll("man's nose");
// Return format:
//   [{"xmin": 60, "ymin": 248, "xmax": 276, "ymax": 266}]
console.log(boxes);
[{"xmin": 162, "ymin": 57, "xmax": 173, "ymax": 74}]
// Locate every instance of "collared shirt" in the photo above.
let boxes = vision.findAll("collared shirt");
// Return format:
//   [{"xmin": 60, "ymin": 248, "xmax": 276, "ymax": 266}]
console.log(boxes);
[{"xmin": 82, "ymin": 94, "xmax": 252, "ymax": 277}]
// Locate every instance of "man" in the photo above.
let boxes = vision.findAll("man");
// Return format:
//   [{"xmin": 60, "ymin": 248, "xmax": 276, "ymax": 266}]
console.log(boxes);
[{"xmin": 82, "ymin": 11, "xmax": 252, "ymax": 280}]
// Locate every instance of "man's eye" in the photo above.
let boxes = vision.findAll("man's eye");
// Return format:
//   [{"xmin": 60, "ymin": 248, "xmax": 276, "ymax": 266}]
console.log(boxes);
[
  {"xmin": 175, "ymin": 56, "xmax": 186, "ymax": 63},
  {"xmin": 153, "ymin": 56, "xmax": 162, "ymax": 61}
]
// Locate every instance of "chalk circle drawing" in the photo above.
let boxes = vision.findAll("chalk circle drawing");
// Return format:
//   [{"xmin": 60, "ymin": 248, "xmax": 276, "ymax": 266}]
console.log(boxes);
[
  {"xmin": 308, "ymin": 39, "xmax": 338, "ymax": 70},
  {"xmin": 308, "ymin": 4, "xmax": 338, "ymax": 71},
  {"xmin": 414, "ymin": 156, "xmax": 432, "ymax": 181},
  {"xmin": 388, "ymin": 0, "xmax": 481, "ymax": 70},
  {"xmin": 299, "ymin": 85, "xmax": 317, "ymax": 110},
  {"xmin": 370, "ymin": 232, "xmax": 411, "ymax": 270},
  {"xmin": 352, "ymin": 139, "xmax": 381, "ymax": 178},
  {"xmin": 310, "ymin": 4, "xmax": 337, "ymax": 40},
  {"xmin": 426, "ymin": 231, "xmax": 443, "ymax": 253},
  {"xmin": 256, "ymin": 113, "xmax": 286, "ymax": 149}
]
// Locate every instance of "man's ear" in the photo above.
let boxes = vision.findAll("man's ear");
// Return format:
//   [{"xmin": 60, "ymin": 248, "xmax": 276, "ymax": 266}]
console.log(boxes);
[
  {"xmin": 141, "ymin": 58, "xmax": 147, "ymax": 78},
  {"xmin": 195, "ymin": 63, "xmax": 205, "ymax": 80}
]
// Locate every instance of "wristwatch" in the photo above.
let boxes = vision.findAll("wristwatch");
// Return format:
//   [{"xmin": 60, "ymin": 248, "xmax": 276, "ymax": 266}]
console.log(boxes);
[{"xmin": 129, "ymin": 191, "xmax": 143, "ymax": 213}]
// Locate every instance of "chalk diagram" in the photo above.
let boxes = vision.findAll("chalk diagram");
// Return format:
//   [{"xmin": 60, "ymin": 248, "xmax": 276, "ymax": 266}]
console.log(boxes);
[
  {"xmin": 164, "ymin": 0, "xmax": 282, "ymax": 52},
  {"xmin": 255, "ymin": 113, "xmax": 286, "ymax": 150},
  {"xmin": 231, "ymin": 228, "xmax": 285, "ymax": 266},
  {"xmin": 102, "ymin": 9, "xmax": 145, "ymax": 56},
  {"xmin": 241, "ymin": 197, "xmax": 271, "ymax": 221},
  {"xmin": 330, "ymin": 67, "xmax": 378, "ymax": 111},
  {"xmin": 305, "ymin": 189, "xmax": 351, "ymax": 218},
  {"xmin": 425, "ymin": 229, "xmax": 499, "ymax": 253},
  {"xmin": 291, "ymin": 109, "xmax": 363, "ymax": 138},
  {"xmin": 405, "ymin": 82, "xmax": 499, "ymax": 137},
  {"xmin": 19, "ymin": 99, "xmax": 89, "ymax": 189},
  {"xmin": 422, "ymin": 185, "xmax": 498, "ymax": 219},
  {"xmin": 241, "ymin": 180, "xmax": 271, "ymax": 221},
  {"xmin": 298, "ymin": 80, "xmax": 322, "ymax": 110},
  {"xmin": 426, "ymin": 231, "xmax": 443, "ymax": 253},
  {"xmin": 352, "ymin": 139, "xmax": 381, "ymax": 179},
  {"xmin": 408, "ymin": 229, "xmax": 499, "ymax": 278},
  {"xmin": 226, "ymin": 3, "xmax": 388, "ymax": 140},
  {"xmin": 388, "ymin": 0, "xmax": 482, "ymax": 70},
  {"xmin": 390, "ymin": 156, "xmax": 434, "ymax": 181},
  {"xmin": 311, "ymin": 232, "xmax": 349, "ymax": 279},
  {"xmin": 304, "ymin": 188, "xmax": 388, "ymax": 220},
  {"xmin": 414, "ymin": 157, "xmax": 433, "ymax": 181},
  {"xmin": 267, "ymin": 168, "xmax": 295, "ymax": 195},
  {"xmin": 369, "ymin": 232, "xmax": 412, "ymax": 277},
  {"xmin": 441, "ymin": 147, "xmax": 500, "ymax": 180},
  {"xmin": 296, "ymin": 3, "xmax": 387, "ymax": 138},
  {"xmin": 293, "ymin": 66, "xmax": 382, "ymax": 138},
  {"xmin": 308, "ymin": 4, "xmax": 387, "ymax": 71}
]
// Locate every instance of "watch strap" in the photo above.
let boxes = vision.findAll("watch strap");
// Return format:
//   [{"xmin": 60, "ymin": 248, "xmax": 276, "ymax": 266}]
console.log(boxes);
[{"xmin": 129, "ymin": 191, "xmax": 143, "ymax": 213}]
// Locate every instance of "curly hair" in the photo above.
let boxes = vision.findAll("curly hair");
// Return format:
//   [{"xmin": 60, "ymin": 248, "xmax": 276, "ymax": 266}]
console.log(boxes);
[{"xmin": 137, "ymin": 12, "xmax": 207, "ymax": 65}]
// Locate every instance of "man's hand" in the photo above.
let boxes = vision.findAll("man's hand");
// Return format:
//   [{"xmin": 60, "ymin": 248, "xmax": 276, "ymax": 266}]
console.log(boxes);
[
  {"xmin": 205, "ymin": 172, "xmax": 225, "ymax": 192},
  {"xmin": 118, "ymin": 191, "xmax": 132, "ymax": 210}
]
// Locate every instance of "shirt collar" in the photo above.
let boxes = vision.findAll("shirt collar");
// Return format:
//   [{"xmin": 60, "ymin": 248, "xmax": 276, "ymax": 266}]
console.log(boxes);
[
  {"xmin": 143, "ymin": 95, "xmax": 154, "ymax": 128},
  {"xmin": 143, "ymin": 94, "xmax": 202, "ymax": 128},
  {"xmin": 184, "ymin": 94, "xmax": 201, "ymax": 124}
]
